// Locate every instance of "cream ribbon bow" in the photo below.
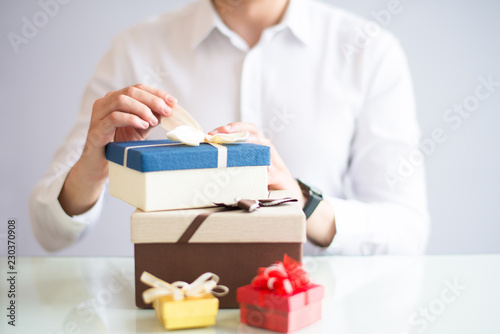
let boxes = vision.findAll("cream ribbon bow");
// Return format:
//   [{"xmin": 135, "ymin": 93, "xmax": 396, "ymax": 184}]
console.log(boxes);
[
  {"xmin": 161, "ymin": 104, "xmax": 249, "ymax": 146},
  {"xmin": 140, "ymin": 271, "xmax": 229, "ymax": 304}
]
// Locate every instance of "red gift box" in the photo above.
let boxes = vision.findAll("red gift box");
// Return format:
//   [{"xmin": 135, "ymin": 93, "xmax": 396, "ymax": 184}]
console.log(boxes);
[
  {"xmin": 237, "ymin": 284, "xmax": 324, "ymax": 333},
  {"xmin": 237, "ymin": 255, "xmax": 324, "ymax": 333}
]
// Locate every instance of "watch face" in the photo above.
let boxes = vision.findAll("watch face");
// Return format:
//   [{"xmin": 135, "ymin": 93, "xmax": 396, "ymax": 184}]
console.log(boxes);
[
  {"xmin": 296, "ymin": 179, "xmax": 323, "ymax": 219},
  {"xmin": 310, "ymin": 186, "xmax": 323, "ymax": 197},
  {"xmin": 297, "ymin": 179, "xmax": 323, "ymax": 198}
]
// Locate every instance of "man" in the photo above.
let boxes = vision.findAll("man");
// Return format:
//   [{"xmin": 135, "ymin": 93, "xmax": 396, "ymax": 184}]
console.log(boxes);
[{"xmin": 30, "ymin": 0, "xmax": 430, "ymax": 254}]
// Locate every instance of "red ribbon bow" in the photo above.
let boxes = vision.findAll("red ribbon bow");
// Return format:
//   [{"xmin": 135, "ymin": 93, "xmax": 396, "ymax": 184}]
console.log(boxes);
[{"xmin": 251, "ymin": 254, "xmax": 312, "ymax": 295}]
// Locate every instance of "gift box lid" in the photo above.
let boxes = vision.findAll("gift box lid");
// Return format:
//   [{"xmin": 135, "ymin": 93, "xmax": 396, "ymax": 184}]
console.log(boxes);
[
  {"xmin": 105, "ymin": 139, "xmax": 270, "ymax": 172},
  {"xmin": 131, "ymin": 191, "xmax": 306, "ymax": 244},
  {"xmin": 237, "ymin": 284, "xmax": 325, "ymax": 312}
]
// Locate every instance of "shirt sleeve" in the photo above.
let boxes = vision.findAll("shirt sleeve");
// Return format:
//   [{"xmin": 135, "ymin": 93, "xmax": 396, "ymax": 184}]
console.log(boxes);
[
  {"xmin": 325, "ymin": 33, "xmax": 430, "ymax": 255},
  {"xmin": 29, "ymin": 34, "xmax": 136, "ymax": 252},
  {"xmin": 28, "ymin": 109, "xmax": 106, "ymax": 251}
]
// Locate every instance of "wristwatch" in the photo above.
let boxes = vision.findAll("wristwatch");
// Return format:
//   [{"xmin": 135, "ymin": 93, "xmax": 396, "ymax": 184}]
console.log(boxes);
[{"xmin": 296, "ymin": 179, "xmax": 323, "ymax": 219}]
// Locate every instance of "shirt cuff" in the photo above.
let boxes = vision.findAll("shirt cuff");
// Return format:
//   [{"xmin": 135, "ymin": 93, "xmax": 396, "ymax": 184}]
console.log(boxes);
[
  {"xmin": 47, "ymin": 177, "xmax": 105, "ymax": 238},
  {"xmin": 31, "ymin": 170, "xmax": 105, "ymax": 251},
  {"xmin": 321, "ymin": 196, "xmax": 387, "ymax": 255}
]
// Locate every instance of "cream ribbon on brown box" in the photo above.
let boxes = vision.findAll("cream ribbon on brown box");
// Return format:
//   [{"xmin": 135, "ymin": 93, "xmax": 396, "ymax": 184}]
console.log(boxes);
[{"xmin": 176, "ymin": 197, "xmax": 299, "ymax": 244}]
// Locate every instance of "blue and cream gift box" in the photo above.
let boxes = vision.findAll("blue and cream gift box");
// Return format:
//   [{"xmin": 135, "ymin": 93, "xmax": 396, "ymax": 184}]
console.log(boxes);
[{"xmin": 105, "ymin": 139, "xmax": 270, "ymax": 211}]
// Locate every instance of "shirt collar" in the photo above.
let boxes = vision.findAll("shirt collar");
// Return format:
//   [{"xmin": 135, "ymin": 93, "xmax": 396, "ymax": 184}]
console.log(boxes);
[
  {"xmin": 190, "ymin": 0, "xmax": 218, "ymax": 49},
  {"xmin": 279, "ymin": 0, "xmax": 312, "ymax": 46},
  {"xmin": 190, "ymin": 0, "xmax": 312, "ymax": 49}
]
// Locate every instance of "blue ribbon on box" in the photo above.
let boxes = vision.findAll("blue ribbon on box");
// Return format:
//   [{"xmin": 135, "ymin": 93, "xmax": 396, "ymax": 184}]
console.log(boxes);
[{"xmin": 105, "ymin": 140, "xmax": 270, "ymax": 172}]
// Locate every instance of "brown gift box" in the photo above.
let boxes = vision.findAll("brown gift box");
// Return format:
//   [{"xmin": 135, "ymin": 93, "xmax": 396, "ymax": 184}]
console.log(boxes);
[{"xmin": 131, "ymin": 192, "xmax": 306, "ymax": 309}]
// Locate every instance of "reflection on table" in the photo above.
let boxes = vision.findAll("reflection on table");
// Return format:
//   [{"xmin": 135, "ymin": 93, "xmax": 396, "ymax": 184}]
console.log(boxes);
[{"xmin": 1, "ymin": 255, "xmax": 498, "ymax": 333}]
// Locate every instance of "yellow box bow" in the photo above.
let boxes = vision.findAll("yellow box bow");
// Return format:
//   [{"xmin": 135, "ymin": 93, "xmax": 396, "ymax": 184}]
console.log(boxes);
[{"xmin": 140, "ymin": 271, "xmax": 229, "ymax": 304}]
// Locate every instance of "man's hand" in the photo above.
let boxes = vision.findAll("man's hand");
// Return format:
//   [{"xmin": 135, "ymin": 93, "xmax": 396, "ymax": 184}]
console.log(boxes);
[
  {"xmin": 59, "ymin": 84, "xmax": 176, "ymax": 216},
  {"xmin": 209, "ymin": 122, "xmax": 337, "ymax": 247},
  {"xmin": 208, "ymin": 122, "xmax": 306, "ymax": 207},
  {"xmin": 86, "ymin": 84, "xmax": 175, "ymax": 158}
]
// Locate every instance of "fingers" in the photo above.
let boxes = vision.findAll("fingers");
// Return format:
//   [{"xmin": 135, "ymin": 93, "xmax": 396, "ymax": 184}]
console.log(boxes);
[
  {"xmin": 131, "ymin": 84, "xmax": 177, "ymax": 114},
  {"xmin": 115, "ymin": 85, "xmax": 173, "ymax": 118},
  {"xmin": 100, "ymin": 111, "xmax": 150, "ymax": 136},
  {"xmin": 91, "ymin": 84, "xmax": 177, "ymax": 138},
  {"xmin": 208, "ymin": 122, "xmax": 260, "ymax": 135},
  {"xmin": 135, "ymin": 83, "xmax": 177, "ymax": 106},
  {"xmin": 208, "ymin": 122, "xmax": 270, "ymax": 144},
  {"xmin": 82, "ymin": 84, "xmax": 176, "ymax": 179},
  {"xmin": 99, "ymin": 84, "xmax": 175, "ymax": 126},
  {"xmin": 104, "ymin": 94, "xmax": 159, "ymax": 127}
]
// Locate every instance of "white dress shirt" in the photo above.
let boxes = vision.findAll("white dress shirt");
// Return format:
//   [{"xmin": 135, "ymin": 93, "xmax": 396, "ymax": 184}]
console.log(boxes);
[{"xmin": 30, "ymin": 0, "xmax": 430, "ymax": 255}]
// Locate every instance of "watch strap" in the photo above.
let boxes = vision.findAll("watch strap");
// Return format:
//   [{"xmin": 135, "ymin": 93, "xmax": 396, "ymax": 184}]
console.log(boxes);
[{"xmin": 297, "ymin": 179, "xmax": 323, "ymax": 219}]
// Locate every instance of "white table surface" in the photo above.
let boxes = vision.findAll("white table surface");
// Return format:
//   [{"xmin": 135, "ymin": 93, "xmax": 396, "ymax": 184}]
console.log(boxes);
[{"xmin": 1, "ymin": 255, "xmax": 499, "ymax": 334}]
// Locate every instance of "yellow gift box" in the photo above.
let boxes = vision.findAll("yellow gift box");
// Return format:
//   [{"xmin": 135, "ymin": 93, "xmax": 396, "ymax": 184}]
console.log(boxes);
[
  {"xmin": 153, "ymin": 294, "xmax": 219, "ymax": 330},
  {"xmin": 141, "ymin": 271, "xmax": 228, "ymax": 330}
]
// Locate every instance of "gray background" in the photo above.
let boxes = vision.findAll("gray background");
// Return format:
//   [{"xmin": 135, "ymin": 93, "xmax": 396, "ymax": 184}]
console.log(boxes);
[{"xmin": 1, "ymin": 0, "xmax": 499, "ymax": 256}]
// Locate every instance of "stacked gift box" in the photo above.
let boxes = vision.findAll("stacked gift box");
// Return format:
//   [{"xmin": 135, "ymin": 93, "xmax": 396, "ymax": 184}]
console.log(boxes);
[
  {"xmin": 105, "ymin": 138, "xmax": 323, "ymax": 331},
  {"xmin": 105, "ymin": 139, "xmax": 270, "ymax": 211}
]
